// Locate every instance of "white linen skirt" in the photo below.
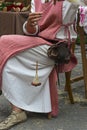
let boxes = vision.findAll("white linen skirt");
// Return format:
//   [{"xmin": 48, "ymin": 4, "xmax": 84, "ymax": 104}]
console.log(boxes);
[{"xmin": 2, "ymin": 45, "xmax": 54, "ymax": 113}]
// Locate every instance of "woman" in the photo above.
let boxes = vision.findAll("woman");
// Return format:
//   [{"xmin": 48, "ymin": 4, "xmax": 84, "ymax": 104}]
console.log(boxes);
[{"xmin": 0, "ymin": 0, "xmax": 86, "ymax": 129}]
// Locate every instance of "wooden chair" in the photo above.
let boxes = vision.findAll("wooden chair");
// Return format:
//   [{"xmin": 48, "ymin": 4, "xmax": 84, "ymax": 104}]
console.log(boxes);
[{"xmin": 64, "ymin": 12, "xmax": 87, "ymax": 104}]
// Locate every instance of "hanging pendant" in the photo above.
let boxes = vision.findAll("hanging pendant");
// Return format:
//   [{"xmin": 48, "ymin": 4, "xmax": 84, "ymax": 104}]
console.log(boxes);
[{"xmin": 31, "ymin": 61, "xmax": 41, "ymax": 87}]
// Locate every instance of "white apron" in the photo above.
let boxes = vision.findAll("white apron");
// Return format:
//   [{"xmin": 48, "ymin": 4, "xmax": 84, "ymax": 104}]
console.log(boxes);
[{"xmin": 2, "ymin": 45, "xmax": 54, "ymax": 113}]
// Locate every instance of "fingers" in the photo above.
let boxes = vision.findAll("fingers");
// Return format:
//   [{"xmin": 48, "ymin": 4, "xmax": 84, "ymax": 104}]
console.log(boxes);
[{"xmin": 29, "ymin": 12, "xmax": 43, "ymax": 18}]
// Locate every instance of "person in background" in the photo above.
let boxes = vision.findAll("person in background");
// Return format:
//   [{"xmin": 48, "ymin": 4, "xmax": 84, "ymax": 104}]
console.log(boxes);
[{"xmin": 0, "ymin": 0, "xmax": 86, "ymax": 129}]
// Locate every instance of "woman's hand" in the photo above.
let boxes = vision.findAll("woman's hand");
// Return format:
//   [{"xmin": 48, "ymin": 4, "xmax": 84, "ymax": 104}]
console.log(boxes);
[
  {"xmin": 27, "ymin": 12, "xmax": 43, "ymax": 27},
  {"xmin": 25, "ymin": 12, "xmax": 43, "ymax": 34}
]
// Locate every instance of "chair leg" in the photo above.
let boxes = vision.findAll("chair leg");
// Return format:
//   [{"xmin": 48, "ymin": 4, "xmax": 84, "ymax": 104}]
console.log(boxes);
[{"xmin": 65, "ymin": 71, "xmax": 74, "ymax": 104}]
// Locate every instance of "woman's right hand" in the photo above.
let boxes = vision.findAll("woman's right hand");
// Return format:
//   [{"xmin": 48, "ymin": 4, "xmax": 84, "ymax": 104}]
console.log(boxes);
[
  {"xmin": 27, "ymin": 12, "xmax": 43, "ymax": 27},
  {"xmin": 25, "ymin": 12, "xmax": 43, "ymax": 34}
]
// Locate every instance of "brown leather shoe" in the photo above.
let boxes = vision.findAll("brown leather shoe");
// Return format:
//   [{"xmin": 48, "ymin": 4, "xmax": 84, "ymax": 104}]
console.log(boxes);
[{"xmin": 0, "ymin": 110, "xmax": 27, "ymax": 130}]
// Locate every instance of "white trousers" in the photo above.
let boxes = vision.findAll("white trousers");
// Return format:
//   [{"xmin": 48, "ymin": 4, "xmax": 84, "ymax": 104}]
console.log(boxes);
[{"xmin": 2, "ymin": 45, "xmax": 54, "ymax": 113}]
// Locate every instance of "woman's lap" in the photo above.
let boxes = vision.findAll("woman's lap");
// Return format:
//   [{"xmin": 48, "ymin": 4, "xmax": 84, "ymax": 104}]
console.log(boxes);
[{"xmin": 2, "ymin": 45, "xmax": 54, "ymax": 113}]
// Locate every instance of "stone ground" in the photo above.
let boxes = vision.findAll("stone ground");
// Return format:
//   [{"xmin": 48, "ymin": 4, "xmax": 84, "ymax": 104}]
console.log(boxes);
[{"xmin": 0, "ymin": 45, "xmax": 87, "ymax": 130}]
